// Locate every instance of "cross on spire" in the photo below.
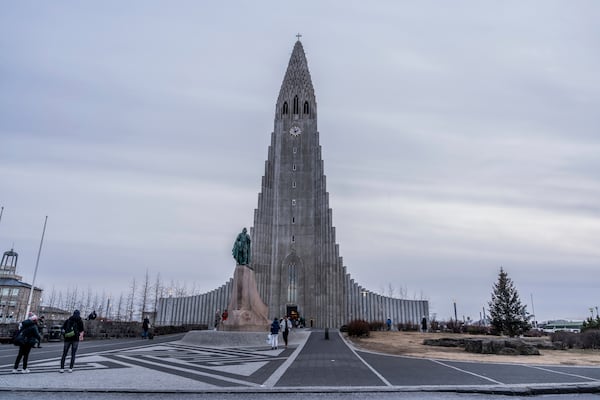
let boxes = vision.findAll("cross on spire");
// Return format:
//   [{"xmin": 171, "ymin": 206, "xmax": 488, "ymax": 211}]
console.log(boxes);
[{"xmin": 296, "ymin": 33, "xmax": 302, "ymax": 41}]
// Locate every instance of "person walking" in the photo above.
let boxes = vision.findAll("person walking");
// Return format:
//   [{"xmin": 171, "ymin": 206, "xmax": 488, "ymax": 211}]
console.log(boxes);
[
  {"xmin": 37, "ymin": 316, "xmax": 46, "ymax": 347},
  {"xmin": 269, "ymin": 318, "xmax": 280, "ymax": 350},
  {"xmin": 214, "ymin": 309, "xmax": 221, "ymax": 331},
  {"xmin": 281, "ymin": 316, "xmax": 291, "ymax": 348},
  {"xmin": 142, "ymin": 316, "xmax": 150, "ymax": 339},
  {"xmin": 60, "ymin": 309, "xmax": 85, "ymax": 373},
  {"xmin": 13, "ymin": 314, "xmax": 41, "ymax": 373}
]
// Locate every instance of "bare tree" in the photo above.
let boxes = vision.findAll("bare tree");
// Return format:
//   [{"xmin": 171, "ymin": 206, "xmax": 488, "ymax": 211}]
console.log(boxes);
[
  {"xmin": 139, "ymin": 269, "xmax": 151, "ymax": 318},
  {"xmin": 127, "ymin": 278, "xmax": 136, "ymax": 321},
  {"xmin": 175, "ymin": 281, "xmax": 188, "ymax": 297},
  {"xmin": 115, "ymin": 293, "xmax": 124, "ymax": 321},
  {"xmin": 45, "ymin": 286, "xmax": 57, "ymax": 308},
  {"xmin": 56, "ymin": 291, "xmax": 64, "ymax": 310},
  {"xmin": 387, "ymin": 283, "xmax": 396, "ymax": 298},
  {"xmin": 152, "ymin": 272, "xmax": 163, "ymax": 315},
  {"xmin": 398, "ymin": 285, "xmax": 408, "ymax": 299},
  {"xmin": 92, "ymin": 292, "xmax": 100, "ymax": 314},
  {"xmin": 97, "ymin": 291, "xmax": 107, "ymax": 318},
  {"xmin": 84, "ymin": 286, "xmax": 93, "ymax": 315}
]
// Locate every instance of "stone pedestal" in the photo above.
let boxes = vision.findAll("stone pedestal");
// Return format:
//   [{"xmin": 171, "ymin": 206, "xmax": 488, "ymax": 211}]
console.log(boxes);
[{"xmin": 222, "ymin": 264, "xmax": 270, "ymax": 332}]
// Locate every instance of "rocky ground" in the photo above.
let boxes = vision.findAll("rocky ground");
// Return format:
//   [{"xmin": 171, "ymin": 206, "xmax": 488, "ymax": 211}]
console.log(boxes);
[{"xmin": 347, "ymin": 331, "xmax": 600, "ymax": 366}]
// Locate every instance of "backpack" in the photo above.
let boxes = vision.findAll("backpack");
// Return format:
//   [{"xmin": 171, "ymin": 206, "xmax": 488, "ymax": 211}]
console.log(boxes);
[
  {"xmin": 12, "ymin": 329, "xmax": 25, "ymax": 346},
  {"xmin": 64, "ymin": 318, "xmax": 77, "ymax": 339}
]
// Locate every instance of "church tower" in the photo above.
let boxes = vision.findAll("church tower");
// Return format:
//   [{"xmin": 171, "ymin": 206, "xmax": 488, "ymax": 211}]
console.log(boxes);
[
  {"xmin": 251, "ymin": 40, "xmax": 346, "ymax": 328},
  {"xmin": 155, "ymin": 40, "xmax": 428, "ymax": 330}
]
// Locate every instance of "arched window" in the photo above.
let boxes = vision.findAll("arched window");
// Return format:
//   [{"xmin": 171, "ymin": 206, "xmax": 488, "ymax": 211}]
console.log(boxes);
[
  {"xmin": 282, "ymin": 102, "xmax": 288, "ymax": 115},
  {"xmin": 293, "ymin": 96, "xmax": 299, "ymax": 114},
  {"xmin": 303, "ymin": 101, "xmax": 310, "ymax": 115}
]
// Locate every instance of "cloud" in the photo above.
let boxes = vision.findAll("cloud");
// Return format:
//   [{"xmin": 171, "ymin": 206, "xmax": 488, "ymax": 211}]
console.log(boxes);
[{"xmin": 1, "ymin": 1, "xmax": 599, "ymax": 322}]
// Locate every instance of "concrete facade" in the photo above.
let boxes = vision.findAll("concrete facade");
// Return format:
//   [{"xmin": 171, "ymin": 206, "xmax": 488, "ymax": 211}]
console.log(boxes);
[{"xmin": 156, "ymin": 41, "xmax": 428, "ymax": 328}]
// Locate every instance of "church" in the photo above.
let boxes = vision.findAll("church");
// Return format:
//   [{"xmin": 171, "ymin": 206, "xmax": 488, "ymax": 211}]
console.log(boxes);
[{"xmin": 156, "ymin": 40, "xmax": 428, "ymax": 329}]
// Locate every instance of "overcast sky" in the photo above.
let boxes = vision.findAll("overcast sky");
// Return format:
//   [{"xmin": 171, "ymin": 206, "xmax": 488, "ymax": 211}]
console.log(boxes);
[{"xmin": 1, "ymin": 1, "xmax": 599, "ymax": 323}]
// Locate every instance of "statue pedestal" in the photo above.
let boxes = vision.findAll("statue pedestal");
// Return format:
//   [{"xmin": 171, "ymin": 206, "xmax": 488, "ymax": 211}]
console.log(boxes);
[{"xmin": 222, "ymin": 264, "xmax": 270, "ymax": 332}]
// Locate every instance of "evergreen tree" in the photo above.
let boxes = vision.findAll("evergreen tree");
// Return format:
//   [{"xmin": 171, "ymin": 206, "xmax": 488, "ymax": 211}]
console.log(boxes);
[
  {"xmin": 582, "ymin": 315, "xmax": 600, "ymax": 331},
  {"xmin": 488, "ymin": 267, "xmax": 531, "ymax": 337}
]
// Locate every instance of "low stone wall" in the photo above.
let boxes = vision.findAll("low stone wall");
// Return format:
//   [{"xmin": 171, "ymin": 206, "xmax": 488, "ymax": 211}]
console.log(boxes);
[
  {"xmin": 424, "ymin": 337, "xmax": 556, "ymax": 355},
  {"xmin": 0, "ymin": 323, "xmax": 18, "ymax": 343},
  {"xmin": 83, "ymin": 320, "xmax": 208, "ymax": 339},
  {"xmin": 1, "ymin": 320, "xmax": 209, "ymax": 343}
]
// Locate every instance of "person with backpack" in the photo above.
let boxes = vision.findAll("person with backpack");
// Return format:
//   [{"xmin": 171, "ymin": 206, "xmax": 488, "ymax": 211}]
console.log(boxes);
[
  {"xmin": 269, "ymin": 317, "xmax": 280, "ymax": 350},
  {"xmin": 60, "ymin": 309, "xmax": 85, "ymax": 373},
  {"xmin": 12, "ymin": 314, "xmax": 41, "ymax": 373}
]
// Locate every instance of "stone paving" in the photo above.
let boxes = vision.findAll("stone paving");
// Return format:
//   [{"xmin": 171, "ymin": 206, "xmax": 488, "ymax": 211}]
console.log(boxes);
[{"xmin": 0, "ymin": 330, "xmax": 599, "ymax": 395}]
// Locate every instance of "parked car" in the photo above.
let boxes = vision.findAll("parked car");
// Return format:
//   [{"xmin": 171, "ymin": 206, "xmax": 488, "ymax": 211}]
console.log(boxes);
[{"xmin": 47, "ymin": 324, "xmax": 63, "ymax": 341}]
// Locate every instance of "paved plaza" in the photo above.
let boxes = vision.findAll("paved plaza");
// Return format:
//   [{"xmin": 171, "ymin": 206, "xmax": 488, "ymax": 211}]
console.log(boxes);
[{"xmin": 1, "ymin": 330, "xmax": 599, "ymax": 396}]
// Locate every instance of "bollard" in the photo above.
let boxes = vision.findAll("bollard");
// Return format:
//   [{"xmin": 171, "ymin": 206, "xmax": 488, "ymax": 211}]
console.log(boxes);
[{"xmin": 325, "ymin": 327, "xmax": 329, "ymax": 340}]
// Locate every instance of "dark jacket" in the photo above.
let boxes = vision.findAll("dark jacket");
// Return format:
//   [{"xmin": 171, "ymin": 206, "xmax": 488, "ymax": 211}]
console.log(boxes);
[
  {"xmin": 19, "ymin": 319, "xmax": 42, "ymax": 346},
  {"xmin": 270, "ymin": 320, "xmax": 280, "ymax": 334},
  {"xmin": 63, "ymin": 315, "xmax": 85, "ymax": 342}
]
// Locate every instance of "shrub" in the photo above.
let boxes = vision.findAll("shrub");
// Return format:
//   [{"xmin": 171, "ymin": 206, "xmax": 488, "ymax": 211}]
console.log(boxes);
[
  {"xmin": 581, "ymin": 329, "xmax": 600, "ymax": 349},
  {"xmin": 346, "ymin": 319, "xmax": 370, "ymax": 337},
  {"xmin": 465, "ymin": 325, "xmax": 490, "ymax": 335},
  {"xmin": 446, "ymin": 319, "xmax": 464, "ymax": 334},
  {"xmin": 369, "ymin": 321, "xmax": 386, "ymax": 331},
  {"xmin": 397, "ymin": 323, "xmax": 420, "ymax": 331},
  {"xmin": 523, "ymin": 329, "xmax": 544, "ymax": 337},
  {"xmin": 551, "ymin": 331, "xmax": 580, "ymax": 349}
]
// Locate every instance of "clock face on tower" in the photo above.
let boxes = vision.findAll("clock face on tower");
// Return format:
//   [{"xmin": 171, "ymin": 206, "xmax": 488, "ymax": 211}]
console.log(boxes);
[{"xmin": 289, "ymin": 126, "xmax": 302, "ymax": 137}]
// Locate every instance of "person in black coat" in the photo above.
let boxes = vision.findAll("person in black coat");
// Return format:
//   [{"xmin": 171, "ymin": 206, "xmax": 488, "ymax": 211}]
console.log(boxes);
[
  {"xmin": 60, "ymin": 309, "xmax": 85, "ymax": 373},
  {"xmin": 13, "ymin": 315, "xmax": 41, "ymax": 373},
  {"xmin": 269, "ymin": 318, "xmax": 280, "ymax": 349}
]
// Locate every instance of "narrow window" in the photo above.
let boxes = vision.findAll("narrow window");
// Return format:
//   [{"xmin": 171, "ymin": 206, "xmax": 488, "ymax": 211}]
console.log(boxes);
[
  {"xmin": 303, "ymin": 101, "xmax": 310, "ymax": 115},
  {"xmin": 292, "ymin": 181, "xmax": 296, "ymax": 188},
  {"xmin": 282, "ymin": 102, "xmax": 288, "ymax": 115},
  {"xmin": 293, "ymin": 146, "xmax": 297, "ymax": 154},
  {"xmin": 293, "ymin": 95, "xmax": 299, "ymax": 114},
  {"xmin": 292, "ymin": 235, "xmax": 295, "ymax": 242},
  {"xmin": 291, "ymin": 199, "xmax": 296, "ymax": 206},
  {"xmin": 292, "ymin": 217, "xmax": 295, "ymax": 224},
  {"xmin": 292, "ymin": 164, "xmax": 296, "ymax": 171},
  {"xmin": 288, "ymin": 263, "xmax": 297, "ymax": 302}
]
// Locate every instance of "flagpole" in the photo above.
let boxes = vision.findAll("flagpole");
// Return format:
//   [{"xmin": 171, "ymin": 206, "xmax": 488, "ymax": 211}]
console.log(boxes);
[{"xmin": 25, "ymin": 216, "xmax": 48, "ymax": 318}]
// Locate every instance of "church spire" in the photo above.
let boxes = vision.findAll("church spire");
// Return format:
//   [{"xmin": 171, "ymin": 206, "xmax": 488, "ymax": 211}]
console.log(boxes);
[{"xmin": 276, "ymin": 39, "xmax": 316, "ymax": 120}]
